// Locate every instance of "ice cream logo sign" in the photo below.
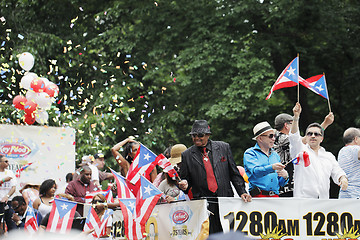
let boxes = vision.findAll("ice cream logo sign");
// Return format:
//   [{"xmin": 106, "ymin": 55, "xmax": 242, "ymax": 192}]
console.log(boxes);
[{"xmin": 0, "ymin": 142, "xmax": 32, "ymax": 158}]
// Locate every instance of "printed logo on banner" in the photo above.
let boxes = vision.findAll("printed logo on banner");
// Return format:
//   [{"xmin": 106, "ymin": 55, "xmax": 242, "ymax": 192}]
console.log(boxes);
[
  {"xmin": 0, "ymin": 138, "xmax": 38, "ymax": 158},
  {"xmin": 169, "ymin": 206, "xmax": 194, "ymax": 238}
]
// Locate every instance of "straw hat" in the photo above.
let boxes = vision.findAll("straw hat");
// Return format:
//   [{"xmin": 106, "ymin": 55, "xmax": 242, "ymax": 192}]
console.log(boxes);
[
  {"xmin": 19, "ymin": 182, "xmax": 40, "ymax": 193},
  {"xmin": 79, "ymin": 155, "xmax": 94, "ymax": 166},
  {"xmin": 252, "ymin": 121, "xmax": 275, "ymax": 140},
  {"xmin": 169, "ymin": 144, "xmax": 187, "ymax": 166}
]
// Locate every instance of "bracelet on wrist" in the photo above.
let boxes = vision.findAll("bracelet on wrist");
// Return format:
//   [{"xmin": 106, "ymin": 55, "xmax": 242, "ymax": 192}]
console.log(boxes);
[{"xmin": 293, "ymin": 117, "xmax": 299, "ymax": 121}]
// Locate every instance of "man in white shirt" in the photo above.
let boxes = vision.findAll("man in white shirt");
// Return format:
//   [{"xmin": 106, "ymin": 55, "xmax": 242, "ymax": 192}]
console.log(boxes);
[
  {"xmin": 0, "ymin": 155, "xmax": 17, "ymax": 231},
  {"xmin": 289, "ymin": 102, "xmax": 348, "ymax": 199}
]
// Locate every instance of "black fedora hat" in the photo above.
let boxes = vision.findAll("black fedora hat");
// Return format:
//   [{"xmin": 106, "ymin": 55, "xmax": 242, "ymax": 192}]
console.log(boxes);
[{"xmin": 189, "ymin": 120, "xmax": 211, "ymax": 135}]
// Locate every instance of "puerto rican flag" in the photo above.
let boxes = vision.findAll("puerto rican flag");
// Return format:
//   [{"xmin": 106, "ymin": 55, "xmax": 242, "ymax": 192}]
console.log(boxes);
[
  {"xmin": 16, "ymin": 162, "xmax": 33, "ymax": 178},
  {"xmin": 135, "ymin": 175, "xmax": 162, "ymax": 227},
  {"xmin": 85, "ymin": 186, "xmax": 114, "ymax": 204},
  {"xmin": 118, "ymin": 198, "xmax": 143, "ymax": 240},
  {"xmin": 292, "ymin": 151, "xmax": 310, "ymax": 167},
  {"xmin": 109, "ymin": 168, "xmax": 135, "ymax": 199},
  {"xmin": 24, "ymin": 200, "xmax": 38, "ymax": 233},
  {"xmin": 156, "ymin": 154, "xmax": 178, "ymax": 179},
  {"xmin": 126, "ymin": 143, "xmax": 159, "ymax": 185},
  {"xmin": 266, "ymin": 56, "xmax": 299, "ymax": 100},
  {"xmin": 300, "ymin": 74, "xmax": 329, "ymax": 99},
  {"xmin": 84, "ymin": 207, "xmax": 113, "ymax": 238},
  {"xmin": 46, "ymin": 198, "xmax": 77, "ymax": 233}
]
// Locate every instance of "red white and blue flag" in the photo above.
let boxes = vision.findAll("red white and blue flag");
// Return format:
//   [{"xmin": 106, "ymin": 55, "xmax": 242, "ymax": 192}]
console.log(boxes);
[
  {"xmin": 266, "ymin": 56, "xmax": 299, "ymax": 100},
  {"xmin": 135, "ymin": 175, "xmax": 163, "ymax": 226},
  {"xmin": 118, "ymin": 198, "xmax": 143, "ymax": 240},
  {"xmin": 84, "ymin": 207, "xmax": 113, "ymax": 238},
  {"xmin": 156, "ymin": 153, "xmax": 178, "ymax": 179},
  {"xmin": 24, "ymin": 200, "xmax": 38, "ymax": 233},
  {"xmin": 292, "ymin": 151, "xmax": 310, "ymax": 167},
  {"xmin": 110, "ymin": 168, "xmax": 135, "ymax": 198},
  {"xmin": 126, "ymin": 143, "xmax": 159, "ymax": 185},
  {"xmin": 300, "ymin": 74, "xmax": 329, "ymax": 99},
  {"xmin": 46, "ymin": 198, "xmax": 77, "ymax": 233},
  {"xmin": 16, "ymin": 162, "xmax": 33, "ymax": 178},
  {"xmin": 85, "ymin": 186, "xmax": 114, "ymax": 204}
]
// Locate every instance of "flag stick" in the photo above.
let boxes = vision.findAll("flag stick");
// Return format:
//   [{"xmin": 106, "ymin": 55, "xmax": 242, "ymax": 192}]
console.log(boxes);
[
  {"xmin": 323, "ymin": 72, "xmax": 332, "ymax": 112},
  {"xmin": 297, "ymin": 53, "xmax": 300, "ymax": 103}
]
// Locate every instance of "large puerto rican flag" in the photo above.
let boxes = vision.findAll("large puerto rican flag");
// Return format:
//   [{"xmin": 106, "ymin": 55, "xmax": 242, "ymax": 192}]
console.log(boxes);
[
  {"xmin": 118, "ymin": 198, "xmax": 143, "ymax": 240},
  {"xmin": 46, "ymin": 198, "xmax": 77, "ymax": 233},
  {"xmin": 266, "ymin": 56, "xmax": 299, "ymax": 100}
]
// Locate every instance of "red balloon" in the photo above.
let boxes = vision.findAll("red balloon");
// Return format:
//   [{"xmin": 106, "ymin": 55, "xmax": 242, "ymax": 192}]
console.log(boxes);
[
  {"xmin": 24, "ymin": 100, "xmax": 38, "ymax": 115},
  {"xmin": 13, "ymin": 95, "xmax": 27, "ymax": 110},
  {"xmin": 44, "ymin": 83, "xmax": 59, "ymax": 97},
  {"xmin": 30, "ymin": 78, "xmax": 45, "ymax": 93},
  {"xmin": 24, "ymin": 113, "xmax": 35, "ymax": 125}
]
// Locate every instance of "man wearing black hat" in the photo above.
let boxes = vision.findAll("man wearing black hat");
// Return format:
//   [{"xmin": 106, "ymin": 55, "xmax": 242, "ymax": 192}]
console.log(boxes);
[{"xmin": 179, "ymin": 120, "xmax": 251, "ymax": 234}]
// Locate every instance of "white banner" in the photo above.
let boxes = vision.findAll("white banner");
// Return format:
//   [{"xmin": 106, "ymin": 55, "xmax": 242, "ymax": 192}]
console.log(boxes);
[
  {"xmin": 219, "ymin": 197, "xmax": 360, "ymax": 240},
  {"xmin": 0, "ymin": 124, "xmax": 75, "ymax": 193},
  {"xmin": 112, "ymin": 199, "xmax": 209, "ymax": 240}
]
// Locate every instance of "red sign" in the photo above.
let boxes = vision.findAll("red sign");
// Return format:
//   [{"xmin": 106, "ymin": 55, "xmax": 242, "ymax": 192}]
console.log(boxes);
[
  {"xmin": 172, "ymin": 210, "xmax": 189, "ymax": 224},
  {"xmin": 0, "ymin": 143, "xmax": 32, "ymax": 157}
]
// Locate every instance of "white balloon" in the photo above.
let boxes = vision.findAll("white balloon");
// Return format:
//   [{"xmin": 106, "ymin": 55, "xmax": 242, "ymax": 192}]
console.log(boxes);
[
  {"xmin": 25, "ymin": 91, "xmax": 37, "ymax": 102},
  {"xmin": 18, "ymin": 52, "xmax": 35, "ymax": 71},
  {"xmin": 40, "ymin": 77, "xmax": 50, "ymax": 86},
  {"xmin": 35, "ymin": 109, "xmax": 49, "ymax": 125},
  {"xmin": 20, "ymin": 72, "xmax": 37, "ymax": 90},
  {"xmin": 34, "ymin": 92, "xmax": 52, "ymax": 110}
]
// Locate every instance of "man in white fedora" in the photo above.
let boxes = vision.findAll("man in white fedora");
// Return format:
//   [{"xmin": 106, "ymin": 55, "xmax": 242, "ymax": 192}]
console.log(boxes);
[{"xmin": 244, "ymin": 121, "xmax": 289, "ymax": 197}]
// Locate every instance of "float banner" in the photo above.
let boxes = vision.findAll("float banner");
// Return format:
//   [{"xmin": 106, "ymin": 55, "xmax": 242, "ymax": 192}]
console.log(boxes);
[
  {"xmin": 0, "ymin": 124, "xmax": 75, "ymax": 192},
  {"xmin": 112, "ymin": 199, "xmax": 209, "ymax": 240},
  {"xmin": 219, "ymin": 197, "xmax": 360, "ymax": 240}
]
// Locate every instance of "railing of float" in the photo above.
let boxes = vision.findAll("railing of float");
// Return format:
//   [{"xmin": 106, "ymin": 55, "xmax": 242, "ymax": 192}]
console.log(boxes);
[{"xmin": 110, "ymin": 198, "xmax": 360, "ymax": 240}]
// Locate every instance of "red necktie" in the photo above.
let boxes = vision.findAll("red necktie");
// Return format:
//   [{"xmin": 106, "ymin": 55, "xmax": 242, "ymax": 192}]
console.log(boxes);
[{"xmin": 202, "ymin": 147, "xmax": 218, "ymax": 193}]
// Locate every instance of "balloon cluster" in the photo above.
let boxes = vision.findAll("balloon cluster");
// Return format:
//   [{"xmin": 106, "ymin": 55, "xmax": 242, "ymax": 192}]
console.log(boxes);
[{"xmin": 13, "ymin": 52, "xmax": 59, "ymax": 125}]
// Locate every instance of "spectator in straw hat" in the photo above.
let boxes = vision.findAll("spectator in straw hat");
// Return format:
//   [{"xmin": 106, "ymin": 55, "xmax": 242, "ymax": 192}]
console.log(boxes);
[
  {"xmin": 159, "ymin": 144, "xmax": 188, "ymax": 203},
  {"xmin": 244, "ymin": 121, "xmax": 289, "ymax": 198}
]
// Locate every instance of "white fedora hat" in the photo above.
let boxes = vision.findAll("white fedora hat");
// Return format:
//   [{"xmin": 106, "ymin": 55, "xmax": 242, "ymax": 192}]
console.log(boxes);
[{"xmin": 252, "ymin": 121, "xmax": 275, "ymax": 140}]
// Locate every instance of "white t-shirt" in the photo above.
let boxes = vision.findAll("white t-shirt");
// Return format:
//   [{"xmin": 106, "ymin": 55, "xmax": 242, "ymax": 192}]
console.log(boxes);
[{"xmin": 0, "ymin": 169, "xmax": 17, "ymax": 200}]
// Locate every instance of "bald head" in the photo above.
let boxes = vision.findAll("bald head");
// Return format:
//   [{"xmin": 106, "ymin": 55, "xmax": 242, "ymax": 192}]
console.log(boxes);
[{"xmin": 343, "ymin": 127, "xmax": 360, "ymax": 145}]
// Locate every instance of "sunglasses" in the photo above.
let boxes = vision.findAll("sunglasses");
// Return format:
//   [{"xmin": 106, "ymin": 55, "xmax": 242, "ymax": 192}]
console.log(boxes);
[
  {"xmin": 261, "ymin": 134, "xmax": 275, "ymax": 139},
  {"xmin": 191, "ymin": 133, "xmax": 206, "ymax": 138},
  {"xmin": 306, "ymin": 131, "xmax": 322, "ymax": 137},
  {"xmin": 92, "ymin": 200, "xmax": 105, "ymax": 204}
]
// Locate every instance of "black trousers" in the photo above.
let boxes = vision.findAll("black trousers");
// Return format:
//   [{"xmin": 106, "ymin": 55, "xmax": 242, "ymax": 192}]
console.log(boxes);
[
  {"xmin": 207, "ymin": 197, "xmax": 223, "ymax": 234},
  {"xmin": 0, "ymin": 201, "xmax": 17, "ymax": 231}
]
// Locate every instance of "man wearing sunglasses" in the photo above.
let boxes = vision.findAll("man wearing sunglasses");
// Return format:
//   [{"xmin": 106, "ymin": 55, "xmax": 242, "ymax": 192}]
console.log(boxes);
[
  {"xmin": 289, "ymin": 102, "xmax": 348, "ymax": 199},
  {"xmin": 0, "ymin": 154, "xmax": 17, "ymax": 231},
  {"xmin": 244, "ymin": 121, "xmax": 289, "ymax": 198},
  {"xmin": 179, "ymin": 120, "xmax": 251, "ymax": 234}
]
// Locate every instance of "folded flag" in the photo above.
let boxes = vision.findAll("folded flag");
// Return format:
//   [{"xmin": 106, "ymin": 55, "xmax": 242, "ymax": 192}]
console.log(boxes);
[
  {"xmin": 16, "ymin": 162, "xmax": 33, "ymax": 178},
  {"xmin": 300, "ymin": 74, "xmax": 329, "ymax": 99},
  {"xmin": 46, "ymin": 198, "xmax": 77, "ymax": 233},
  {"xmin": 84, "ymin": 207, "xmax": 113, "ymax": 238},
  {"xmin": 24, "ymin": 200, "xmax": 38, "ymax": 233},
  {"xmin": 266, "ymin": 56, "xmax": 299, "ymax": 100},
  {"xmin": 292, "ymin": 151, "xmax": 310, "ymax": 167},
  {"xmin": 156, "ymin": 153, "xmax": 179, "ymax": 180},
  {"xmin": 109, "ymin": 168, "xmax": 135, "ymax": 199}
]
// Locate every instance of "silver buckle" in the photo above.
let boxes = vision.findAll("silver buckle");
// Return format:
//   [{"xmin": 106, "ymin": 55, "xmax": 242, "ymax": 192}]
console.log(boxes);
[{"xmin": 269, "ymin": 191, "xmax": 275, "ymax": 196}]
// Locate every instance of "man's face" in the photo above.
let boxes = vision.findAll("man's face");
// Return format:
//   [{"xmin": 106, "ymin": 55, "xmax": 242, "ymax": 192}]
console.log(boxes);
[
  {"xmin": 305, "ymin": 127, "xmax": 323, "ymax": 149},
  {"xmin": 191, "ymin": 133, "xmax": 210, "ymax": 147},
  {"xmin": 94, "ymin": 157, "xmax": 105, "ymax": 170},
  {"xmin": 81, "ymin": 169, "xmax": 92, "ymax": 184},
  {"xmin": 0, "ymin": 157, "xmax": 9, "ymax": 169},
  {"xmin": 257, "ymin": 130, "xmax": 276, "ymax": 149},
  {"xmin": 11, "ymin": 200, "xmax": 27, "ymax": 216}
]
